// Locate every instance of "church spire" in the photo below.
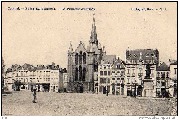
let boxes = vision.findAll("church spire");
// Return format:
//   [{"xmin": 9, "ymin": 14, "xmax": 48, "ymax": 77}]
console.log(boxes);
[
  {"xmin": 90, "ymin": 14, "xmax": 98, "ymax": 45},
  {"xmin": 68, "ymin": 41, "xmax": 73, "ymax": 53}
]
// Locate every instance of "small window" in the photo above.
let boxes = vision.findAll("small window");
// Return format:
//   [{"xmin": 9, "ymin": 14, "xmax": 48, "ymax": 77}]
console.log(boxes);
[
  {"xmin": 127, "ymin": 69, "xmax": 130, "ymax": 74},
  {"xmin": 100, "ymin": 78, "xmax": 103, "ymax": 83},
  {"xmin": 166, "ymin": 72, "xmax": 169, "ymax": 78},
  {"xmin": 174, "ymin": 68, "xmax": 177, "ymax": 74},
  {"xmin": 104, "ymin": 71, "xmax": 107, "ymax": 76},
  {"xmin": 162, "ymin": 82, "xmax": 166, "ymax": 86},
  {"xmin": 112, "ymin": 78, "xmax": 115, "ymax": 80},
  {"xmin": 108, "ymin": 71, "xmax": 110, "ymax": 75},
  {"xmin": 146, "ymin": 53, "xmax": 149, "ymax": 57},
  {"xmin": 100, "ymin": 71, "xmax": 103, "ymax": 75}
]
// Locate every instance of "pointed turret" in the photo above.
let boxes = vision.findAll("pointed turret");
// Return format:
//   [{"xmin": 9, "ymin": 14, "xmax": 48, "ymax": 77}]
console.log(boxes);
[
  {"xmin": 68, "ymin": 41, "xmax": 73, "ymax": 53},
  {"xmin": 139, "ymin": 52, "xmax": 143, "ymax": 62},
  {"xmin": 89, "ymin": 14, "xmax": 98, "ymax": 45}
]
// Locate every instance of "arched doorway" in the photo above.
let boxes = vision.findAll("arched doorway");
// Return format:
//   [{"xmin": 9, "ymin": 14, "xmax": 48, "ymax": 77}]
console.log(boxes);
[
  {"xmin": 103, "ymin": 86, "xmax": 106, "ymax": 94},
  {"xmin": 77, "ymin": 82, "xmax": 84, "ymax": 93}
]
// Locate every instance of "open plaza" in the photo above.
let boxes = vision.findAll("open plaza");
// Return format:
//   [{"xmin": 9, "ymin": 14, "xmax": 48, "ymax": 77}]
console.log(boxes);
[{"xmin": 2, "ymin": 91, "xmax": 177, "ymax": 116}]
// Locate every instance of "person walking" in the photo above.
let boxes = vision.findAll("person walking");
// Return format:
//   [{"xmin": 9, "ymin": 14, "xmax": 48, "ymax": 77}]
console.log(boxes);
[{"xmin": 32, "ymin": 85, "xmax": 37, "ymax": 103}]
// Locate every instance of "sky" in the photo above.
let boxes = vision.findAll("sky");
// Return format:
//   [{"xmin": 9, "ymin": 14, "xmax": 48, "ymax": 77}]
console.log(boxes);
[{"xmin": 2, "ymin": 2, "xmax": 177, "ymax": 69}]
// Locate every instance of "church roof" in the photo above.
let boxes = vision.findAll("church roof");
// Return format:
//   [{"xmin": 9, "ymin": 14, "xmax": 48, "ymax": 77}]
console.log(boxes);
[
  {"xmin": 87, "ymin": 44, "xmax": 100, "ymax": 54},
  {"xmin": 75, "ymin": 41, "xmax": 87, "ymax": 53}
]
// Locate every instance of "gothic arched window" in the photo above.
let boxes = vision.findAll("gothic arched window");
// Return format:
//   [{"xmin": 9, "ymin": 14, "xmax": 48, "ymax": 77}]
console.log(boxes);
[
  {"xmin": 83, "ymin": 67, "xmax": 86, "ymax": 81},
  {"xmin": 75, "ymin": 67, "xmax": 78, "ymax": 81},
  {"xmin": 75, "ymin": 53, "xmax": 78, "ymax": 65},
  {"xmin": 79, "ymin": 51, "xmax": 82, "ymax": 64},
  {"xmin": 83, "ymin": 52, "xmax": 86, "ymax": 64},
  {"xmin": 79, "ymin": 65, "xmax": 82, "ymax": 81}
]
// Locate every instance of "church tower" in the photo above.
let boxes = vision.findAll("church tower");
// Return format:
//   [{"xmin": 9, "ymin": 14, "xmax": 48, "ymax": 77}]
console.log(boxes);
[
  {"xmin": 67, "ymin": 41, "xmax": 74, "ymax": 90},
  {"xmin": 67, "ymin": 15, "xmax": 106, "ymax": 93},
  {"xmin": 87, "ymin": 15, "xmax": 100, "ymax": 91},
  {"xmin": 89, "ymin": 15, "xmax": 98, "ymax": 46}
]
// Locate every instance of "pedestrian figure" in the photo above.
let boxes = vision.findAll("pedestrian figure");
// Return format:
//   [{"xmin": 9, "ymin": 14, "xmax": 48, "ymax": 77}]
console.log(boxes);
[{"xmin": 32, "ymin": 86, "xmax": 37, "ymax": 103}]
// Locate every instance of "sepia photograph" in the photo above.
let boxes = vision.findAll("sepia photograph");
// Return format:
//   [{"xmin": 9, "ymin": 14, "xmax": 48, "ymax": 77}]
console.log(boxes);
[{"xmin": 1, "ymin": 1, "xmax": 178, "ymax": 117}]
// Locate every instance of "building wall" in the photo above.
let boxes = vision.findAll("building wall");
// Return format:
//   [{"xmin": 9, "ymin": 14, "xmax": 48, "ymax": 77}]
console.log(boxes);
[
  {"xmin": 97, "ymin": 62, "xmax": 125, "ymax": 95},
  {"xmin": 4, "ymin": 72, "xmax": 13, "ymax": 91},
  {"xmin": 5, "ymin": 68, "xmax": 61, "ymax": 92},
  {"xmin": 50, "ymin": 70, "xmax": 60, "ymax": 92},
  {"xmin": 170, "ymin": 64, "xmax": 177, "ymax": 80},
  {"xmin": 63, "ymin": 73, "xmax": 68, "ymax": 91},
  {"xmin": 169, "ymin": 64, "xmax": 177, "ymax": 97},
  {"xmin": 67, "ymin": 17, "xmax": 106, "ymax": 93},
  {"xmin": 111, "ymin": 67, "xmax": 125, "ymax": 95},
  {"xmin": 125, "ymin": 49, "xmax": 159, "ymax": 97},
  {"xmin": 94, "ymin": 72, "xmax": 98, "ymax": 93},
  {"xmin": 156, "ymin": 71, "xmax": 170, "ymax": 97},
  {"xmin": 98, "ymin": 64, "xmax": 112, "ymax": 94}
]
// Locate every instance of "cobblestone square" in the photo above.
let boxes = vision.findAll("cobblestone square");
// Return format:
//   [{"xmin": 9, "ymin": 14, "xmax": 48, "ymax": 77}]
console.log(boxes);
[{"xmin": 2, "ymin": 91, "xmax": 176, "ymax": 116}]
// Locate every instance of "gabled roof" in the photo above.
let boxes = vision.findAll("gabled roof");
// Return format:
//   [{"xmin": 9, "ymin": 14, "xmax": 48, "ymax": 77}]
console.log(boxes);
[
  {"xmin": 157, "ymin": 62, "xmax": 170, "ymax": 71},
  {"xmin": 126, "ymin": 49, "xmax": 159, "ymax": 64},
  {"xmin": 112, "ymin": 58, "xmax": 125, "ymax": 69},
  {"xmin": 75, "ymin": 41, "xmax": 87, "ymax": 53}
]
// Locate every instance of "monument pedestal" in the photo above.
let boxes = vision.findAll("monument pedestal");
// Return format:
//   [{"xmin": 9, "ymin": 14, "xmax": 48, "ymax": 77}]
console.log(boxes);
[{"xmin": 142, "ymin": 79, "xmax": 154, "ymax": 97}]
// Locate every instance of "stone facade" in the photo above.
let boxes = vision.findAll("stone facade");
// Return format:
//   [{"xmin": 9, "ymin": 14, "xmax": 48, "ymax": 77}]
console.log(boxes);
[
  {"xmin": 97, "ymin": 57, "xmax": 125, "ymax": 95},
  {"xmin": 156, "ymin": 62, "xmax": 170, "ymax": 97},
  {"xmin": 125, "ymin": 49, "xmax": 159, "ymax": 97},
  {"xmin": 5, "ymin": 63, "xmax": 62, "ymax": 92},
  {"xmin": 67, "ymin": 17, "xmax": 106, "ymax": 92},
  {"xmin": 169, "ymin": 61, "xmax": 177, "ymax": 97}
]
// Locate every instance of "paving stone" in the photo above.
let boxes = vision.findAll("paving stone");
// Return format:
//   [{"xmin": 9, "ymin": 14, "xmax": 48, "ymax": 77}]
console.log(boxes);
[{"xmin": 2, "ymin": 91, "xmax": 176, "ymax": 116}]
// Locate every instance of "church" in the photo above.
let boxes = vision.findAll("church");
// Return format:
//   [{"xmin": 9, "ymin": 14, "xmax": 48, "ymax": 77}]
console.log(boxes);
[{"xmin": 67, "ymin": 17, "xmax": 107, "ymax": 93}]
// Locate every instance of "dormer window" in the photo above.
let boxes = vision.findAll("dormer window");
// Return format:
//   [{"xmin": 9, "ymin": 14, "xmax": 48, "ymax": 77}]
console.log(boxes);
[
  {"xmin": 146, "ymin": 53, "xmax": 149, "ymax": 57},
  {"xmin": 134, "ymin": 54, "xmax": 137, "ymax": 58}
]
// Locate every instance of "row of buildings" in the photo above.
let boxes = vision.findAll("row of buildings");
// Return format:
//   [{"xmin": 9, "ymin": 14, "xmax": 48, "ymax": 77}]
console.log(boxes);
[
  {"xmin": 66, "ymin": 17, "xmax": 177, "ymax": 97},
  {"xmin": 3, "ymin": 17, "xmax": 177, "ymax": 98},
  {"xmin": 4, "ymin": 63, "xmax": 67, "ymax": 93}
]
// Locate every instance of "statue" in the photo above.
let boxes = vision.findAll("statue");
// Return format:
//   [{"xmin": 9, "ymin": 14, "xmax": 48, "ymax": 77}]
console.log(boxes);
[{"xmin": 145, "ymin": 64, "xmax": 151, "ymax": 79}]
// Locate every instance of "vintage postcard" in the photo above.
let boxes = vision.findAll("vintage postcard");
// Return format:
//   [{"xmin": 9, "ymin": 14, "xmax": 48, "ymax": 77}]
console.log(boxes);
[{"xmin": 1, "ymin": 1, "xmax": 177, "ymax": 118}]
